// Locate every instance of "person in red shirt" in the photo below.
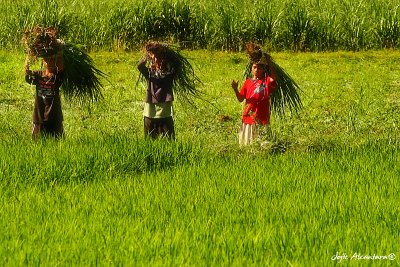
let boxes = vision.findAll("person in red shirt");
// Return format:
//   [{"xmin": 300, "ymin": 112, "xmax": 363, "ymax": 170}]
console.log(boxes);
[{"xmin": 231, "ymin": 51, "xmax": 278, "ymax": 145}]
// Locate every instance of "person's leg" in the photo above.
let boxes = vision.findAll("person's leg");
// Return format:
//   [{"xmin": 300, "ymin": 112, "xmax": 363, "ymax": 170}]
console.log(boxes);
[
  {"xmin": 42, "ymin": 121, "xmax": 64, "ymax": 138},
  {"xmin": 31, "ymin": 123, "xmax": 42, "ymax": 139},
  {"xmin": 158, "ymin": 116, "xmax": 175, "ymax": 139},
  {"xmin": 145, "ymin": 117, "xmax": 175, "ymax": 140},
  {"xmin": 239, "ymin": 123, "xmax": 254, "ymax": 145},
  {"xmin": 144, "ymin": 116, "xmax": 157, "ymax": 139}
]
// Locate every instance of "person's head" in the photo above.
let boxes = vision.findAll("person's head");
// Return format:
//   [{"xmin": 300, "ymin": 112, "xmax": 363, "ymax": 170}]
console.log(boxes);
[
  {"xmin": 43, "ymin": 55, "xmax": 63, "ymax": 74},
  {"xmin": 246, "ymin": 42, "xmax": 269, "ymax": 79},
  {"xmin": 148, "ymin": 52, "xmax": 165, "ymax": 70},
  {"xmin": 43, "ymin": 56, "xmax": 57, "ymax": 73},
  {"xmin": 251, "ymin": 63, "xmax": 266, "ymax": 79},
  {"xmin": 145, "ymin": 42, "xmax": 167, "ymax": 70}
]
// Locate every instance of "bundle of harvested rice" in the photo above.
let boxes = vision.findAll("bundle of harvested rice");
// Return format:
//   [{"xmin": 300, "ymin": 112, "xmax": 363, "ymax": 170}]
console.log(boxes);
[
  {"xmin": 23, "ymin": 26, "xmax": 61, "ymax": 58},
  {"xmin": 23, "ymin": 26, "xmax": 106, "ymax": 103},
  {"xmin": 139, "ymin": 41, "xmax": 201, "ymax": 104},
  {"xmin": 244, "ymin": 42, "xmax": 302, "ymax": 116},
  {"xmin": 61, "ymin": 43, "xmax": 105, "ymax": 102}
]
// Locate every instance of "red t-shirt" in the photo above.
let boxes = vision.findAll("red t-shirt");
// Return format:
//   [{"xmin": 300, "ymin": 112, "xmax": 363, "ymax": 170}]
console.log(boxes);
[{"xmin": 239, "ymin": 77, "xmax": 276, "ymax": 125}]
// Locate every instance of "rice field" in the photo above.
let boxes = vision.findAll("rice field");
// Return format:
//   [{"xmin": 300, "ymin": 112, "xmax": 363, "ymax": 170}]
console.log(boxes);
[
  {"xmin": 1, "ymin": 48, "xmax": 400, "ymax": 265},
  {"xmin": 1, "ymin": 138, "xmax": 399, "ymax": 265},
  {"xmin": 0, "ymin": 0, "xmax": 399, "ymax": 51}
]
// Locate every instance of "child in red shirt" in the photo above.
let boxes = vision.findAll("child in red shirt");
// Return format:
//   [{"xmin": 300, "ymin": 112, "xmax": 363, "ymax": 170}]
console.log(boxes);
[{"xmin": 231, "ymin": 52, "xmax": 277, "ymax": 145}]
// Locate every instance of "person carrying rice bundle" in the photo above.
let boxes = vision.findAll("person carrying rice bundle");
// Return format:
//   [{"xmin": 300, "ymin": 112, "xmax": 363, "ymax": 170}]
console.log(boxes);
[
  {"xmin": 24, "ymin": 27, "xmax": 65, "ymax": 138},
  {"xmin": 23, "ymin": 26, "xmax": 106, "ymax": 139},
  {"xmin": 231, "ymin": 42, "xmax": 302, "ymax": 145},
  {"xmin": 137, "ymin": 41, "xmax": 200, "ymax": 139}
]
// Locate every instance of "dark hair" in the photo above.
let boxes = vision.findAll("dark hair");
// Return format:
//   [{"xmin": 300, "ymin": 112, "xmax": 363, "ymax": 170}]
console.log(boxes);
[{"xmin": 145, "ymin": 42, "xmax": 167, "ymax": 59}]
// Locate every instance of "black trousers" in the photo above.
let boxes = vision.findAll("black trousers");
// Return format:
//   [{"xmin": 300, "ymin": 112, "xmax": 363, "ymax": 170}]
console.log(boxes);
[
  {"xmin": 32, "ymin": 121, "xmax": 64, "ymax": 139},
  {"xmin": 144, "ymin": 116, "xmax": 175, "ymax": 139}
]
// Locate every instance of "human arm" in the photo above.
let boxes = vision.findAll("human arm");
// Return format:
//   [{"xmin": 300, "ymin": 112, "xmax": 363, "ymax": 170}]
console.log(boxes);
[
  {"xmin": 24, "ymin": 55, "xmax": 32, "ymax": 74},
  {"xmin": 231, "ymin": 80, "xmax": 245, "ymax": 102},
  {"xmin": 265, "ymin": 54, "xmax": 278, "ymax": 82},
  {"xmin": 137, "ymin": 56, "xmax": 150, "ymax": 78},
  {"xmin": 24, "ymin": 55, "xmax": 36, "ymax": 84}
]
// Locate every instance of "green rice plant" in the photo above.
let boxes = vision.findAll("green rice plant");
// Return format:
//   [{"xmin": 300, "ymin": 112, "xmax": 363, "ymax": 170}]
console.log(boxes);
[
  {"xmin": 342, "ymin": 16, "xmax": 369, "ymax": 51},
  {"xmin": 337, "ymin": 0, "xmax": 375, "ymax": 51},
  {"xmin": 0, "ymin": 135, "xmax": 399, "ymax": 265},
  {"xmin": 147, "ymin": 1, "xmax": 172, "ymax": 40},
  {"xmin": 0, "ymin": 133, "xmax": 209, "ymax": 185},
  {"xmin": 313, "ymin": 12, "xmax": 341, "ymax": 51},
  {"xmin": 178, "ymin": 3, "xmax": 209, "ymax": 48},
  {"xmin": 108, "ymin": 3, "xmax": 157, "ymax": 48},
  {"xmin": 75, "ymin": 12, "xmax": 109, "ymax": 50},
  {"xmin": 167, "ymin": 1, "xmax": 204, "ymax": 48},
  {"xmin": 107, "ymin": 7, "xmax": 136, "ymax": 49},
  {"xmin": 62, "ymin": 43, "xmax": 106, "ymax": 102},
  {"xmin": 1, "ymin": 0, "xmax": 400, "ymax": 52},
  {"xmin": 121, "ymin": 1, "xmax": 185, "ymax": 45},
  {"xmin": 0, "ymin": 4, "xmax": 34, "ymax": 48},
  {"xmin": 129, "ymin": 0, "xmax": 204, "ymax": 48}
]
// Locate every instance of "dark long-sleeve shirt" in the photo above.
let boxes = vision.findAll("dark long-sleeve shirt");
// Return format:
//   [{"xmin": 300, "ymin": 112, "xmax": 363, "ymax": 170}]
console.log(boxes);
[
  {"xmin": 137, "ymin": 59, "xmax": 175, "ymax": 103},
  {"xmin": 25, "ymin": 70, "xmax": 64, "ymax": 123}
]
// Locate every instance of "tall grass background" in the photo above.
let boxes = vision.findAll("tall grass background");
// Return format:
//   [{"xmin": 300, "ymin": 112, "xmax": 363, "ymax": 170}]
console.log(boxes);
[{"xmin": 1, "ymin": 0, "xmax": 399, "ymax": 51}]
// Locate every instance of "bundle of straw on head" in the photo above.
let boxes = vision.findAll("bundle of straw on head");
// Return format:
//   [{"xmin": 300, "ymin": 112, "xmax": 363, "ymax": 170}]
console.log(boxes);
[
  {"xmin": 145, "ymin": 41, "xmax": 168, "ymax": 62},
  {"xmin": 142, "ymin": 41, "xmax": 201, "ymax": 103},
  {"xmin": 23, "ymin": 26, "xmax": 106, "ymax": 103},
  {"xmin": 23, "ymin": 26, "xmax": 62, "ymax": 58},
  {"xmin": 244, "ymin": 42, "xmax": 302, "ymax": 116},
  {"xmin": 246, "ymin": 42, "xmax": 265, "ymax": 65}
]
